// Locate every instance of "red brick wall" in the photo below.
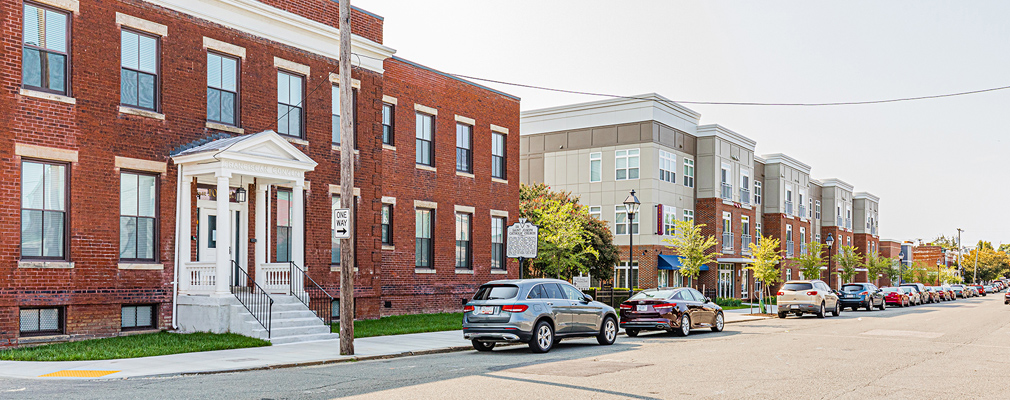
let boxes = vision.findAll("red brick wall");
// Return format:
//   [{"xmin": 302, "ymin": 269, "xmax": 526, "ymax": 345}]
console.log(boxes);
[
  {"xmin": 252, "ymin": 1, "xmax": 384, "ymax": 44},
  {"xmin": 695, "ymin": 198, "xmax": 756, "ymax": 297},
  {"xmin": 376, "ymin": 58, "xmax": 520, "ymax": 317},
  {"xmin": 854, "ymin": 233, "xmax": 879, "ymax": 284},
  {"xmin": 820, "ymin": 227, "xmax": 853, "ymax": 289},
  {"xmin": 0, "ymin": 0, "xmax": 517, "ymax": 343}
]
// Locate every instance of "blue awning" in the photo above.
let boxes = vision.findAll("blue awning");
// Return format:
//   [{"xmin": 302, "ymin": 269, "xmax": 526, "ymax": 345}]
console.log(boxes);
[{"xmin": 657, "ymin": 255, "xmax": 710, "ymax": 271}]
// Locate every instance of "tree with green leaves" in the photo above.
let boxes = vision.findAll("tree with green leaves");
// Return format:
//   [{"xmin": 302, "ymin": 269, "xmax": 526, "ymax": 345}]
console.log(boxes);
[
  {"xmin": 579, "ymin": 215, "xmax": 620, "ymax": 281},
  {"xmin": 663, "ymin": 219, "xmax": 720, "ymax": 287},
  {"xmin": 794, "ymin": 240, "xmax": 826, "ymax": 282},
  {"xmin": 518, "ymin": 183, "xmax": 600, "ymax": 280},
  {"xmin": 834, "ymin": 245, "xmax": 861, "ymax": 284},
  {"xmin": 885, "ymin": 258, "xmax": 902, "ymax": 284},
  {"xmin": 746, "ymin": 235, "xmax": 783, "ymax": 313},
  {"xmin": 863, "ymin": 254, "xmax": 892, "ymax": 284}
]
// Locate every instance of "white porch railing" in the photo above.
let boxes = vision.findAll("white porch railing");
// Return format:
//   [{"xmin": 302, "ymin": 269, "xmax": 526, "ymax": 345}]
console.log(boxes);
[
  {"xmin": 260, "ymin": 263, "xmax": 292, "ymax": 294},
  {"xmin": 186, "ymin": 262, "xmax": 217, "ymax": 295}
]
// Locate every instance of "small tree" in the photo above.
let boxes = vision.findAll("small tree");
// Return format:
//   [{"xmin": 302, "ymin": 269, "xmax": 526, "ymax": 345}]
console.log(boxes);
[
  {"xmin": 794, "ymin": 240, "xmax": 826, "ymax": 281},
  {"xmin": 834, "ymin": 245, "xmax": 861, "ymax": 284},
  {"xmin": 746, "ymin": 235, "xmax": 783, "ymax": 313},
  {"xmin": 885, "ymin": 258, "xmax": 902, "ymax": 284},
  {"xmin": 663, "ymin": 219, "xmax": 720, "ymax": 287},
  {"xmin": 912, "ymin": 261, "xmax": 930, "ymax": 284},
  {"xmin": 863, "ymin": 254, "xmax": 892, "ymax": 285}
]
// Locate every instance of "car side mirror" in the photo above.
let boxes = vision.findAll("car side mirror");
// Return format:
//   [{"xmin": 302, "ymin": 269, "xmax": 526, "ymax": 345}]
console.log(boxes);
[
  {"xmin": 584, "ymin": 295, "xmax": 593, "ymax": 303},
  {"xmin": 705, "ymin": 297, "xmax": 712, "ymax": 303}
]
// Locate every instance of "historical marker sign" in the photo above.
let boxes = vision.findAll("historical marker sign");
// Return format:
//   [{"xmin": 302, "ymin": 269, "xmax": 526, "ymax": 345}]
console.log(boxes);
[
  {"xmin": 506, "ymin": 218, "xmax": 539, "ymax": 259},
  {"xmin": 332, "ymin": 208, "xmax": 351, "ymax": 239}
]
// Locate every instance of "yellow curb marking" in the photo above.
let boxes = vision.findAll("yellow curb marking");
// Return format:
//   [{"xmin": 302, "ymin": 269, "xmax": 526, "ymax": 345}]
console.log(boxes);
[{"xmin": 39, "ymin": 370, "xmax": 120, "ymax": 378}]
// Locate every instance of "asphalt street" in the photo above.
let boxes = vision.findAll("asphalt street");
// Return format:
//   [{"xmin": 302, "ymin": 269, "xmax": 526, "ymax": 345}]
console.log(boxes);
[{"xmin": 2, "ymin": 294, "xmax": 1008, "ymax": 399}]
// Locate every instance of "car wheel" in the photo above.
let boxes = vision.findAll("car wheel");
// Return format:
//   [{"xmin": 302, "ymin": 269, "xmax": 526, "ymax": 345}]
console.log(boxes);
[
  {"xmin": 778, "ymin": 311, "xmax": 787, "ymax": 319},
  {"xmin": 879, "ymin": 300, "xmax": 886, "ymax": 310},
  {"xmin": 472, "ymin": 339, "xmax": 495, "ymax": 352},
  {"xmin": 865, "ymin": 300, "xmax": 874, "ymax": 311},
  {"xmin": 674, "ymin": 314, "xmax": 691, "ymax": 337},
  {"xmin": 832, "ymin": 301, "xmax": 841, "ymax": 317},
  {"xmin": 711, "ymin": 313, "xmax": 725, "ymax": 332},
  {"xmin": 528, "ymin": 320, "xmax": 554, "ymax": 353},
  {"xmin": 597, "ymin": 317, "xmax": 617, "ymax": 345},
  {"xmin": 816, "ymin": 302, "xmax": 826, "ymax": 318}
]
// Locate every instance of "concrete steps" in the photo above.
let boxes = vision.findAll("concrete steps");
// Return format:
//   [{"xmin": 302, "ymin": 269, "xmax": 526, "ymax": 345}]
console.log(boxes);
[{"xmin": 232, "ymin": 295, "xmax": 337, "ymax": 344}]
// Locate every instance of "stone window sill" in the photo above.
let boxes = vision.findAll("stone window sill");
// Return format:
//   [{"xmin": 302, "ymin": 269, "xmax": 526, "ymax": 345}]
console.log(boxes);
[
  {"xmin": 19, "ymin": 261, "xmax": 74, "ymax": 269},
  {"xmin": 491, "ymin": 269, "xmax": 508, "ymax": 275},
  {"xmin": 206, "ymin": 121, "xmax": 244, "ymax": 134},
  {"xmin": 285, "ymin": 136, "xmax": 309, "ymax": 146},
  {"xmin": 118, "ymin": 263, "xmax": 164, "ymax": 270},
  {"xmin": 414, "ymin": 268, "xmax": 436, "ymax": 274},
  {"xmin": 119, "ymin": 106, "xmax": 165, "ymax": 120},
  {"xmin": 19, "ymin": 88, "xmax": 76, "ymax": 105},
  {"xmin": 329, "ymin": 265, "xmax": 360, "ymax": 272},
  {"xmin": 382, "ymin": 144, "xmax": 396, "ymax": 151},
  {"xmin": 455, "ymin": 268, "xmax": 474, "ymax": 274},
  {"xmin": 330, "ymin": 144, "xmax": 360, "ymax": 154},
  {"xmin": 416, "ymin": 164, "xmax": 436, "ymax": 172},
  {"xmin": 492, "ymin": 178, "xmax": 508, "ymax": 184},
  {"xmin": 382, "ymin": 245, "xmax": 395, "ymax": 251},
  {"xmin": 456, "ymin": 171, "xmax": 475, "ymax": 178}
]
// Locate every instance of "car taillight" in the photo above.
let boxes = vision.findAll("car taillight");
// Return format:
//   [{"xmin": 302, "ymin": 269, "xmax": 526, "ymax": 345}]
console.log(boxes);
[
  {"xmin": 463, "ymin": 305, "xmax": 474, "ymax": 312},
  {"xmin": 776, "ymin": 291, "xmax": 784, "ymax": 296},
  {"xmin": 807, "ymin": 291, "xmax": 818, "ymax": 296},
  {"xmin": 619, "ymin": 304, "xmax": 633, "ymax": 310},
  {"xmin": 501, "ymin": 304, "xmax": 528, "ymax": 313},
  {"xmin": 860, "ymin": 291, "xmax": 868, "ymax": 296},
  {"xmin": 653, "ymin": 303, "xmax": 677, "ymax": 309}
]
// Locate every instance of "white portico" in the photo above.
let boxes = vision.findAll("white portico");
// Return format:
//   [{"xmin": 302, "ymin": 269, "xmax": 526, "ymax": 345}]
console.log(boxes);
[
  {"xmin": 170, "ymin": 131, "xmax": 331, "ymax": 342},
  {"xmin": 172, "ymin": 130, "xmax": 317, "ymax": 295}
]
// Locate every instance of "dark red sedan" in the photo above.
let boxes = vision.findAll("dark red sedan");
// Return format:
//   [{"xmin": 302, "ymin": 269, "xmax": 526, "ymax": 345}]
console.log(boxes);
[
  {"xmin": 619, "ymin": 287, "xmax": 724, "ymax": 337},
  {"xmin": 882, "ymin": 287, "xmax": 910, "ymax": 307}
]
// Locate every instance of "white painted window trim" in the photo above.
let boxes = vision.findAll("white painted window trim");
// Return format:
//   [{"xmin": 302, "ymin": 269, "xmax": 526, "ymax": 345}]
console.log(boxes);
[
  {"xmin": 615, "ymin": 148, "xmax": 640, "ymax": 181},
  {"xmin": 662, "ymin": 204, "xmax": 677, "ymax": 236},
  {"xmin": 683, "ymin": 158, "xmax": 695, "ymax": 188},
  {"xmin": 589, "ymin": 152, "xmax": 602, "ymax": 183},
  {"xmin": 683, "ymin": 209, "xmax": 694, "ymax": 222},
  {"xmin": 615, "ymin": 205, "xmax": 638, "ymax": 235}
]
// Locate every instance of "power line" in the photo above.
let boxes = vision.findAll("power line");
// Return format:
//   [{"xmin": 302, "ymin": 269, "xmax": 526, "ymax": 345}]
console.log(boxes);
[{"xmin": 446, "ymin": 73, "xmax": 1010, "ymax": 107}]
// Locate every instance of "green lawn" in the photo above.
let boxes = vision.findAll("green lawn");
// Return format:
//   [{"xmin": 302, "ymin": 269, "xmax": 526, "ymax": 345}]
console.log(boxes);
[
  {"xmin": 331, "ymin": 312, "xmax": 463, "ymax": 338},
  {"xmin": 720, "ymin": 305, "xmax": 753, "ymax": 310},
  {"xmin": 0, "ymin": 331, "xmax": 270, "ymax": 361}
]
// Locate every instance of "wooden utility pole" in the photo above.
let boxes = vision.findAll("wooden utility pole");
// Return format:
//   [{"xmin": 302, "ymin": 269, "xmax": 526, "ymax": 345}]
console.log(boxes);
[{"xmin": 338, "ymin": 0, "xmax": 355, "ymax": 356}]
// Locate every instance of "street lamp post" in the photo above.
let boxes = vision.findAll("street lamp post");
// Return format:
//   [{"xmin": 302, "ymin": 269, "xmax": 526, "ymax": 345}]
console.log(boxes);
[
  {"xmin": 897, "ymin": 252, "xmax": 904, "ymax": 285},
  {"xmin": 623, "ymin": 190, "xmax": 641, "ymax": 290},
  {"xmin": 824, "ymin": 234, "xmax": 835, "ymax": 288}
]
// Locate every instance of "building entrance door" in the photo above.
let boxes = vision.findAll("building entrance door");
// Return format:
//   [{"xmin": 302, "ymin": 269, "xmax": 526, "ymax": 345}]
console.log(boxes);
[
  {"xmin": 718, "ymin": 263, "xmax": 735, "ymax": 299},
  {"xmin": 197, "ymin": 198, "xmax": 244, "ymax": 286}
]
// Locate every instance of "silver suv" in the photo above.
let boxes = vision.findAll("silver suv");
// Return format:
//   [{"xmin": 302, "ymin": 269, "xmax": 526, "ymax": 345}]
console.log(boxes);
[{"xmin": 462, "ymin": 279, "xmax": 618, "ymax": 353}]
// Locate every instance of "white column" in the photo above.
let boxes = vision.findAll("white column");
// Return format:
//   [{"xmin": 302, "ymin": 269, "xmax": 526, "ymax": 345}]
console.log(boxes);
[
  {"xmin": 179, "ymin": 176, "xmax": 192, "ymax": 294},
  {"xmin": 254, "ymin": 183, "xmax": 268, "ymax": 286},
  {"xmin": 292, "ymin": 181, "xmax": 306, "ymax": 295},
  {"xmin": 213, "ymin": 173, "xmax": 232, "ymax": 297}
]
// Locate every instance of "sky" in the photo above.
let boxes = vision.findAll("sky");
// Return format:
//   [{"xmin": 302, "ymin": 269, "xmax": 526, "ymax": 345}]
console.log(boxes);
[{"xmin": 355, "ymin": 0, "xmax": 1010, "ymax": 248}]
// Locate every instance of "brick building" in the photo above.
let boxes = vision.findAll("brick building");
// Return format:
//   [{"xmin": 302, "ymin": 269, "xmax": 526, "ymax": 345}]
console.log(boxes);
[
  {"xmin": 520, "ymin": 94, "xmax": 885, "ymax": 297},
  {"xmin": 1, "ymin": 0, "xmax": 518, "ymax": 346}
]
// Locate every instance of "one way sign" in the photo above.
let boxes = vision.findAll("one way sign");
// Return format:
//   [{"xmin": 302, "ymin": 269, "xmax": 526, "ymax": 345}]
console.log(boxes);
[{"xmin": 332, "ymin": 208, "xmax": 351, "ymax": 239}]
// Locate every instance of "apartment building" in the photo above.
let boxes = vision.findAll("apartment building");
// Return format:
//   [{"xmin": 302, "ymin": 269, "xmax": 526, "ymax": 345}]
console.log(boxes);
[
  {"xmin": 1, "ymin": 0, "xmax": 519, "ymax": 346},
  {"xmin": 520, "ymin": 93, "xmax": 883, "ymax": 297},
  {"xmin": 853, "ymin": 192, "xmax": 881, "ymax": 282}
]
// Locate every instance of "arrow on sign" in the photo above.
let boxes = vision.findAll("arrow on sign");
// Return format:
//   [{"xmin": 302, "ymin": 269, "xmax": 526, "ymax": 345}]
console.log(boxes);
[{"xmin": 336, "ymin": 229, "xmax": 347, "ymax": 235}]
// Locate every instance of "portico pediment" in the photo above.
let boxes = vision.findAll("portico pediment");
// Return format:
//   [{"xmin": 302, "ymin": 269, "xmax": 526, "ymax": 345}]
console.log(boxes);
[{"xmin": 172, "ymin": 130, "xmax": 317, "ymax": 181}]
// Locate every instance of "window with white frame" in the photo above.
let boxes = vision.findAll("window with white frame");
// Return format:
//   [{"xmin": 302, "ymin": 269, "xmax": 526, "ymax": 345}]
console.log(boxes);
[
  {"xmin": 785, "ymin": 185, "xmax": 794, "ymax": 215},
  {"xmin": 722, "ymin": 212, "xmax": 732, "ymax": 236},
  {"xmin": 741, "ymin": 216, "xmax": 750, "ymax": 236},
  {"xmin": 798, "ymin": 191, "xmax": 805, "ymax": 216},
  {"xmin": 720, "ymin": 163, "xmax": 732, "ymax": 199},
  {"xmin": 756, "ymin": 222, "xmax": 762, "ymax": 238},
  {"xmin": 614, "ymin": 261, "xmax": 638, "ymax": 289},
  {"xmin": 754, "ymin": 181, "xmax": 762, "ymax": 204},
  {"xmin": 615, "ymin": 149, "xmax": 639, "ymax": 180},
  {"xmin": 588, "ymin": 206, "xmax": 601, "ymax": 220},
  {"xmin": 663, "ymin": 205, "xmax": 676, "ymax": 236},
  {"xmin": 815, "ymin": 233, "xmax": 821, "ymax": 243},
  {"xmin": 815, "ymin": 200, "xmax": 821, "ymax": 219},
  {"xmin": 683, "ymin": 158, "xmax": 695, "ymax": 187},
  {"xmin": 615, "ymin": 205, "xmax": 638, "ymax": 235},
  {"xmin": 740, "ymin": 169, "xmax": 750, "ymax": 203},
  {"xmin": 683, "ymin": 209, "xmax": 694, "ymax": 222},
  {"xmin": 659, "ymin": 150, "xmax": 676, "ymax": 183},
  {"xmin": 808, "ymin": 198, "xmax": 813, "ymax": 219},
  {"xmin": 589, "ymin": 152, "xmax": 601, "ymax": 182}
]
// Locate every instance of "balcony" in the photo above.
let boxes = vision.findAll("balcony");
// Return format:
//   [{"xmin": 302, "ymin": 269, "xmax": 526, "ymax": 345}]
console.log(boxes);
[
  {"xmin": 785, "ymin": 201, "xmax": 793, "ymax": 216},
  {"xmin": 871, "ymin": 225, "xmax": 878, "ymax": 235},
  {"xmin": 836, "ymin": 216, "xmax": 844, "ymax": 226},
  {"xmin": 845, "ymin": 218, "xmax": 852, "ymax": 230},
  {"xmin": 722, "ymin": 232, "xmax": 734, "ymax": 253},
  {"xmin": 739, "ymin": 188, "xmax": 751, "ymax": 205},
  {"xmin": 721, "ymin": 183, "xmax": 733, "ymax": 200},
  {"xmin": 799, "ymin": 205, "xmax": 807, "ymax": 219},
  {"xmin": 740, "ymin": 234, "xmax": 752, "ymax": 255},
  {"xmin": 786, "ymin": 240, "xmax": 795, "ymax": 258}
]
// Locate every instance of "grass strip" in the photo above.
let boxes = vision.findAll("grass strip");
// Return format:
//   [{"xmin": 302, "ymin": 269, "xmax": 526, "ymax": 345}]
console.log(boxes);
[
  {"xmin": 332, "ymin": 312, "xmax": 462, "ymax": 338},
  {"xmin": 0, "ymin": 331, "xmax": 270, "ymax": 361}
]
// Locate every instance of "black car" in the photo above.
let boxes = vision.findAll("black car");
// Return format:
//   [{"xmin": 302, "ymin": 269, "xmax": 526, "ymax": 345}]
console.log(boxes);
[{"xmin": 838, "ymin": 283, "xmax": 886, "ymax": 311}]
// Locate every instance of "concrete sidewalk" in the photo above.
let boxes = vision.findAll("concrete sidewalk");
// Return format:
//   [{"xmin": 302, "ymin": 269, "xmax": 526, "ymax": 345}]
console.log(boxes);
[{"xmin": 0, "ymin": 312, "xmax": 768, "ymax": 380}]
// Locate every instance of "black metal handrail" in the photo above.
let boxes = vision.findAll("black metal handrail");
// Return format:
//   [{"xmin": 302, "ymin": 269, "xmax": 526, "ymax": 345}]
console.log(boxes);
[
  {"xmin": 289, "ymin": 262, "xmax": 335, "ymax": 325},
  {"xmin": 230, "ymin": 260, "xmax": 273, "ymax": 338}
]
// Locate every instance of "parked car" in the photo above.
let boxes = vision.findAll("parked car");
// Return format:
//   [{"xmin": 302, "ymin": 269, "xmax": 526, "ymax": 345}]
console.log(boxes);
[
  {"xmin": 619, "ymin": 287, "xmax": 725, "ymax": 337},
  {"xmin": 900, "ymin": 286, "xmax": 922, "ymax": 305},
  {"xmin": 940, "ymin": 285, "xmax": 956, "ymax": 300},
  {"xmin": 932, "ymin": 287, "xmax": 953, "ymax": 301},
  {"xmin": 974, "ymin": 285, "xmax": 987, "ymax": 297},
  {"xmin": 838, "ymin": 283, "xmax": 885, "ymax": 311},
  {"xmin": 923, "ymin": 287, "xmax": 941, "ymax": 303},
  {"xmin": 984, "ymin": 285, "xmax": 995, "ymax": 295},
  {"xmin": 776, "ymin": 280, "xmax": 841, "ymax": 318},
  {"xmin": 882, "ymin": 287, "xmax": 910, "ymax": 307},
  {"xmin": 900, "ymin": 283, "xmax": 929, "ymax": 304},
  {"xmin": 1005, "ymin": 290, "xmax": 1010, "ymax": 305},
  {"xmin": 462, "ymin": 279, "xmax": 618, "ymax": 353},
  {"xmin": 951, "ymin": 284, "xmax": 967, "ymax": 298}
]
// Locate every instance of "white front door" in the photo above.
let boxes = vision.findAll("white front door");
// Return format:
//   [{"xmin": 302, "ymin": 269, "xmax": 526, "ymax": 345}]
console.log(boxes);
[{"xmin": 197, "ymin": 200, "xmax": 244, "ymax": 286}]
